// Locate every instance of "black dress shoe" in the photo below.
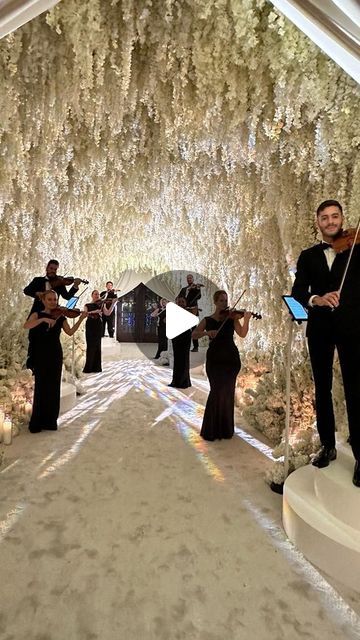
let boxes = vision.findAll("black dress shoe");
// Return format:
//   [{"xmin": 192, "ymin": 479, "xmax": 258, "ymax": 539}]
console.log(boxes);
[
  {"xmin": 353, "ymin": 461, "xmax": 360, "ymax": 487},
  {"xmin": 312, "ymin": 446, "xmax": 337, "ymax": 468}
]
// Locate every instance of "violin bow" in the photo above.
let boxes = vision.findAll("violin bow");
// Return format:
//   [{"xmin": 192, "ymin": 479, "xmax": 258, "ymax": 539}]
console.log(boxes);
[
  {"xmin": 76, "ymin": 286, "xmax": 88, "ymax": 301},
  {"xmin": 338, "ymin": 214, "xmax": 360, "ymax": 299},
  {"xmin": 214, "ymin": 289, "xmax": 247, "ymax": 338}
]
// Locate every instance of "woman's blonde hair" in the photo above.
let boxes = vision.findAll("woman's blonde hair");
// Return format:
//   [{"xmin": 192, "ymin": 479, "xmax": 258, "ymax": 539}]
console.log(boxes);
[
  {"xmin": 213, "ymin": 290, "xmax": 227, "ymax": 304},
  {"xmin": 39, "ymin": 289, "xmax": 57, "ymax": 301}
]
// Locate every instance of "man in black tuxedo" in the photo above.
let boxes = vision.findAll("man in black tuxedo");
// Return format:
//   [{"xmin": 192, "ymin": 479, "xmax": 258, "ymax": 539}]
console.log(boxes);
[
  {"xmin": 179, "ymin": 274, "xmax": 202, "ymax": 352},
  {"xmin": 292, "ymin": 200, "xmax": 360, "ymax": 486},
  {"xmin": 100, "ymin": 281, "xmax": 118, "ymax": 338},
  {"xmin": 23, "ymin": 259, "xmax": 81, "ymax": 314}
]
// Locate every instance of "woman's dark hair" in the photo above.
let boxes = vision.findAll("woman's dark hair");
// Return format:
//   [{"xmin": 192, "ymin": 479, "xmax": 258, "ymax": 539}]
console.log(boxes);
[
  {"xmin": 316, "ymin": 200, "xmax": 343, "ymax": 216},
  {"xmin": 213, "ymin": 290, "xmax": 227, "ymax": 303},
  {"xmin": 92, "ymin": 290, "xmax": 99, "ymax": 296}
]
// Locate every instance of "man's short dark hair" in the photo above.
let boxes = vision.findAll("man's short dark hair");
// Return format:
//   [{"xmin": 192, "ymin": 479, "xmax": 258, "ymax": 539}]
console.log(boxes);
[
  {"xmin": 316, "ymin": 200, "xmax": 343, "ymax": 216},
  {"xmin": 47, "ymin": 259, "xmax": 59, "ymax": 267},
  {"xmin": 106, "ymin": 281, "xmax": 113, "ymax": 286}
]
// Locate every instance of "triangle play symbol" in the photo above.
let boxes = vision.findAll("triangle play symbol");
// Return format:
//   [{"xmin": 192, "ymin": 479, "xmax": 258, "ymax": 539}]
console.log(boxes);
[{"xmin": 165, "ymin": 302, "xmax": 199, "ymax": 339}]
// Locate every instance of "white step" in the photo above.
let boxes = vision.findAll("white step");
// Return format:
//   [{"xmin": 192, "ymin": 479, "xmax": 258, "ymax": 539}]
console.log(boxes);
[
  {"xmin": 283, "ymin": 451, "xmax": 360, "ymax": 592},
  {"xmin": 314, "ymin": 448, "xmax": 360, "ymax": 531}
]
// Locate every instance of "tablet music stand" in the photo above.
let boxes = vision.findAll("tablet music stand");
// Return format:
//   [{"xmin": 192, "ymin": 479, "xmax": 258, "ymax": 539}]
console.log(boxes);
[{"xmin": 271, "ymin": 296, "xmax": 308, "ymax": 494}]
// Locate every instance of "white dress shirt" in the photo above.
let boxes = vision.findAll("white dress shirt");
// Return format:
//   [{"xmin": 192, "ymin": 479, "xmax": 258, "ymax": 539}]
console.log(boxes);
[{"xmin": 309, "ymin": 242, "xmax": 336, "ymax": 306}]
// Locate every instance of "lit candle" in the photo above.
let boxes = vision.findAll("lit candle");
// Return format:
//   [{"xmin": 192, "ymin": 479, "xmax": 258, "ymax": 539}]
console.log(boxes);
[
  {"xmin": 0, "ymin": 409, "xmax": 4, "ymax": 443},
  {"xmin": 3, "ymin": 418, "xmax": 12, "ymax": 445},
  {"xmin": 25, "ymin": 402, "xmax": 32, "ymax": 416}
]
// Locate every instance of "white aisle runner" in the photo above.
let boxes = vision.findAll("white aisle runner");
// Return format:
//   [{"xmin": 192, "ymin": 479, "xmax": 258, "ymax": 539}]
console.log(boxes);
[{"xmin": 0, "ymin": 359, "xmax": 359, "ymax": 640}]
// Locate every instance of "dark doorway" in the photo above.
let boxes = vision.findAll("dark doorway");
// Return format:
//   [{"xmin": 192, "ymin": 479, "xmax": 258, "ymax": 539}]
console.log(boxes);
[{"xmin": 116, "ymin": 283, "xmax": 159, "ymax": 342}]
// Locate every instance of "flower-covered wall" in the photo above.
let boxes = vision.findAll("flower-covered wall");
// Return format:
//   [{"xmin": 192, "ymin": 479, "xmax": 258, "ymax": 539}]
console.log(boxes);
[{"xmin": 0, "ymin": 0, "xmax": 359, "ymax": 453}]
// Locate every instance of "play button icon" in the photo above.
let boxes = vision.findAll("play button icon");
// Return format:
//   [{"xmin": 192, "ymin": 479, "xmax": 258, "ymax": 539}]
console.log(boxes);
[{"xmin": 165, "ymin": 302, "xmax": 199, "ymax": 339}]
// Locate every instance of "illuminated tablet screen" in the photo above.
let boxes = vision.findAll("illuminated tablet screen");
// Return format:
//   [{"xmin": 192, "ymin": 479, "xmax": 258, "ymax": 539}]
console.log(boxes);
[
  {"xmin": 282, "ymin": 295, "xmax": 308, "ymax": 321},
  {"xmin": 66, "ymin": 296, "xmax": 79, "ymax": 310}
]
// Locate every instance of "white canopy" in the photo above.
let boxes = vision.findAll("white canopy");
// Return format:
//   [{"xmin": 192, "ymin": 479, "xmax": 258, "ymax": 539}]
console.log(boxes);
[
  {"xmin": 271, "ymin": 0, "xmax": 360, "ymax": 85},
  {"xmin": 0, "ymin": 0, "xmax": 60, "ymax": 39},
  {"xmin": 113, "ymin": 270, "xmax": 178, "ymax": 302}
]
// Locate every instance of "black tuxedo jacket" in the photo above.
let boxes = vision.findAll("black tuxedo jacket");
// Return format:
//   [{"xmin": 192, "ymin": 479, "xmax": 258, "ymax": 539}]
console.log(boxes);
[
  {"xmin": 291, "ymin": 244, "xmax": 360, "ymax": 337},
  {"xmin": 24, "ymin": 277, "xmax": 79, "ymax": 314},
  {"xmin": 179, "ymin": 285, "xmax": 201, "ymax": 307}
]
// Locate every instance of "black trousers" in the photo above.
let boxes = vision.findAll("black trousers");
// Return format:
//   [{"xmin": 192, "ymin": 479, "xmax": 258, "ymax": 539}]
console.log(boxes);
[
  {"xmin": 102, "ymin": 312, "xmax": 115, "ymax": 337},
  {"xmin": 308, "ymin": 329, "xmax": 360, "ymax": 460}
]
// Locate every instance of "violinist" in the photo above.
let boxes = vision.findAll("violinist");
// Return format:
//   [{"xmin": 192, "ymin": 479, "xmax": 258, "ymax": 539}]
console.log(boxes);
[
  {"xmin": 24, "ymin": 259, "xmax": 81, "ymax": 314},
  {"xmin": 192, "ymin": 290, "xmax": 252, "ymax": 441},
  {"xmin": 292, "ymin": 200, "xmax": 360, "ymax": 486},
  {"xmin": 83, "ymin": 290, "xmax": 117, "ymax": 373},
  {"xmin": 100, "ymin": 281, "xmax": 118, "ymax": 338},
  {"xmin": 151, "ymin": 298, "xmax": 168, "ymax": 360},
  {"xmin": 179, "ymin": 274, "xmax": 202, "ymax": 352},
  {"xmin": 24, "ymin": 290, "xmax": 87, "ymax": 433},
  {"xmin": 168, "ymin": 297, "xmax": 192, "ymax": 389}
]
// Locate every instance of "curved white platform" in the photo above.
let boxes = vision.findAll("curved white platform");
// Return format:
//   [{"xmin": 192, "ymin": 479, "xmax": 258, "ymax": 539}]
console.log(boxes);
[
  {"xmin": 283, "ymin": 443, "xmax": 360, "ymax": 592},
  {"xmin": 60, "ymin": 381, "xmax": 76, "ymax": 414}
]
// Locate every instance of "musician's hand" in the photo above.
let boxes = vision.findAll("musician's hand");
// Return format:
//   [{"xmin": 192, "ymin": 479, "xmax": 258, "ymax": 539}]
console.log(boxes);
[
  {"xmin": 313, "ymin": 291, "xmax": 339, "ymax": 308},
  {"xmin": 243, "ymin": 311, "xmax": 253, "ymax": 321},
  {"xmin": 80, "ymin": 311, "xmax": 88, "ymax": 319},
  {"xmin": 73, "ymin": 278, "xmax": 81, "ymax": 288},
  {"xmin": 43, "ymin": 317, "xmax": 56, "ymax": 328},
  {"xmin": 206, "ymin": 330, "xmax": 218, "ymax": 339}
]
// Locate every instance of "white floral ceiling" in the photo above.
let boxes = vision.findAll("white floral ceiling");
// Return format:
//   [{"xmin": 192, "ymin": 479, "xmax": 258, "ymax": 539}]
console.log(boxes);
[{"xmin": 0, "ymin": 0, "xmax": 360, "ymax": 352}]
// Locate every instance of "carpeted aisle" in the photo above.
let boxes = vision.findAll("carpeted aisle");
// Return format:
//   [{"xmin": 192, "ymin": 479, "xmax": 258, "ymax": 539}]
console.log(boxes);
[{"xmin": 0, "ymin": 360, "xmax": 359, "ymax": 640}]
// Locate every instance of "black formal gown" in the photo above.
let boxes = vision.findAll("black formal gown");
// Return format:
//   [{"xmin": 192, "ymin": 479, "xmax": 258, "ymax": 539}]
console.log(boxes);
[
  {"xmin": 154, "ymin": 309, "xmax": 167, "ymax": 359},
  {"xmin": 28, "ymin": 312, "xmax": 65, "ymax": 433},
  {"xmin": 83, "ymin": 304, "xmax": 102, "ymax": 373},
  {"xmin": 170, "ymin": 329, "xmax": 192, "ymax": 388},
  {"xmin": 201, "ymin": 317, "xmax": 241, "ymax": 441}
]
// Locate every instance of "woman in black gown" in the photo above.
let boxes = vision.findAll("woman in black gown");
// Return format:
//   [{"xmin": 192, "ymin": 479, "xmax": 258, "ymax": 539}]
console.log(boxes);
[
  {"xmin": 24, "ymin": 290, "xmax": 86, "ymax": 433},
  {"xmin": 168, "ymin": 296, "xmax": 192, "ymax": 389},
  {"xmin": 192, "ymin": 290, "xmax": 251, "ymax": 441},
  {"xmin": 83, "ymin": 290, "xmax": 117, "ymax": 373},
  {"xmin": 151, "ymin": 298, "xmax": 168, "ymax": 359}
]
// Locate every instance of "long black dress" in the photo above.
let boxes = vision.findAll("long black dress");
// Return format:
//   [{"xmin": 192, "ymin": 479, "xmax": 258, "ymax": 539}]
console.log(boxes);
[
  {"xmin": 154, "ymin": 309, "xmax": 167, "ymax": 359},
  {"xmin": 200, "ymin": 317, "xmax": 241, "ymax": 441},
  {"xmin": 28, "ymin": 312, "xmax": 65, "ymax": 433},
  {"xmin": 83, "ymin": 304, "xmax": 102, "ymax": 373},
  {"xmin": 170, "ymin": 329, "xmax": 192, "ymax": 388}
]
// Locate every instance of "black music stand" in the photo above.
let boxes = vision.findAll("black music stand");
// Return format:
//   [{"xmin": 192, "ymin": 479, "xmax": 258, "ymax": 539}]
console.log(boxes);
[{"xmin": 270, "ymin": 296, "xmax": 308, "ymax": 494}]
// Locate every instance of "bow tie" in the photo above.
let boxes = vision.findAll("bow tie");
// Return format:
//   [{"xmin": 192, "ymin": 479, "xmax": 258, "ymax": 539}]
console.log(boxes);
[{"xmin": 321, "ymin": 242, "xmax": 332, "ymax": 250}]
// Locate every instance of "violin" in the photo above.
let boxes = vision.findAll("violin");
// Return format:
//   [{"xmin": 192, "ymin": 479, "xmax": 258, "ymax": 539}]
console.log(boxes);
[
  {"xmin": 48, "ymin": 275, "xmax": 89, "ymax": 287},
  {"xmin": 48, "ymin": 306, "xmax": 81, "ymax": 319},
  {"xmin": 219, "ymin": 308, "xmax": 262, "ymax": 320},
  {"xmin": 332, "ymin": 228, "xmax": 360, "ymax": 254}
]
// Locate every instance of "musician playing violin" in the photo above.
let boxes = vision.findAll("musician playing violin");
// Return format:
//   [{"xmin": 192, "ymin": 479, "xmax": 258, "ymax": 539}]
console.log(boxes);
[
  {"xmin": 24, "ymin": 290, "xmax": 87, "ymax": 433},
  {"xmin": 83, "ymin": 290, "xmax": 117, "ymax": 373},
  {"xmin": 23, "ymin": 259, "xmax": 82, "ymax": 315},
  {"xmin": 292, "ymin": 200, "xmax": 360, "ymax": 486},
  {"xmin": 179, "ymin": 274, "xmax": 203, "ymax": 352},
  {"xmin": 100, "ymin": 281, "xmax": 118, "ymax": 338},
  {"xmin": 192, "ymin": 290, "xmax": 252, "ymax": 441}
]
